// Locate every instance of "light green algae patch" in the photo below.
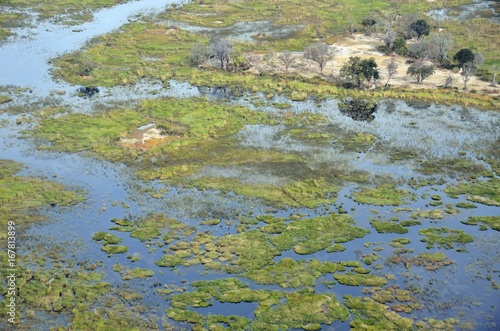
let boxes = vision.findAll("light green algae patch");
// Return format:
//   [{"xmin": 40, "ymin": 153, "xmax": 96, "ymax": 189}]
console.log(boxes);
[
  {"xmin": 270, "ymin": 214, "xmax": 370, "ymax": 254},
  {"xmin": 419, "ymin": 227, "xmax": 474, "ymax": 250},
  {"xmin": 461, "ymin": 216, "xmax": 500, "ymax": 231},
  {"xmin": 352, "ymin": 185, "xmax": 410, "ymax": 206}
]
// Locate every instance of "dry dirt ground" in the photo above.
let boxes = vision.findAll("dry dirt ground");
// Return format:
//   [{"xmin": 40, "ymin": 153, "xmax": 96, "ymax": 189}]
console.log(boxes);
[{"xmin": 248, "ymin": 33, "xmax": 499, "ymax": 96}]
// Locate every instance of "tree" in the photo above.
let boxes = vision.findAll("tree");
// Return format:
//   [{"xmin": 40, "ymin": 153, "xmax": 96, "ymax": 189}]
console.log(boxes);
[
  {"xmin": 211, "ymin": 37, "xmax": 233, "ymax": 71},
  {"xmin": 461, "ymin": 62, "xmax": 476, "ymax": 90},
  {"xmin": 491, "ymin": 65, "xmax": 498, "ymax": 86},
  {"xmin": 453, "ymin": 48, "xmax": 474, "ymax": 71},
  {"xmin": 407, "ymin": 61, "xmax": 435, "ymax": 83},
  {"xmin": 278, "ymin": 50, "xmax": 294, "ymax": 72},
  {"xmin": 459, "ymin": 52, "xmax": 484, "ymax": 90},
  {"xmin": 383, "ymin": 30, "xmax": 396, "ymax": 51},
  {"xmin": 428, "ymin": 33, "xmax": 453, "ymax": 63},
  {"xmin": 361, "ymin": 57, "xmax": 380, "ymax": 87},
  {"xmin": 444, "ymin": 73, "xmax": 453, "ymax": 88},
  {"xmin": 190, "ymin": 43, "xmax": 211, "ymax": 66},
  {"xmin": 473, "ymin": 52, "xmax": 484, "ymax": 67},
  {"xmin": 409, "ymin": 19, "xmax": 430, "ymax": 39},
  {"xmin": 361, "ymin": 17, "xmax": 376, "ymax": 35},
  {"xmin": 385, "ymin": 56, "xmax": 399, "ymax": 87},
  {"xmin": 409, "ymin": 38, "xmax": 433, "ymax": 60},
  {"xmin": 303, "ymin": 43, "xmax": 333, "ymax": 73},
  {"xmin": 340, "ymin": 56, "xmax": 379, "ymax": 88},
  {"xmin": 347, "ymin": 18, "xmax": 356, "ymax": 37},
  {"xmin": 391, "ymin": 38, "xmax": 408, "ymax": 56}
]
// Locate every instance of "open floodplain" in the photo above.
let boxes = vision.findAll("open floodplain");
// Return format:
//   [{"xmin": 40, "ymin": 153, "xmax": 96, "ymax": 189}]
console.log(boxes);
[{"xmin": 0, "ymin": 0, "xmax": 499, "ymax": 330}]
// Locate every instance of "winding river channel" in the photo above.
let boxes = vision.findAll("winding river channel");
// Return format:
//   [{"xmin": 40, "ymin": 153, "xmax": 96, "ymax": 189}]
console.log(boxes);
[{"xmin": 0, "ymin": 0, "xmax": 499, "ymax": 330}]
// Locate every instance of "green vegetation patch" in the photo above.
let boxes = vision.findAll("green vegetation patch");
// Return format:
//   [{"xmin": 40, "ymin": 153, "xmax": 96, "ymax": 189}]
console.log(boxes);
[
  {"xmin": 334, "ymin": 272, "xmax": 387, "ymax": 287},
  {"xmin": 400, "ymin": 220, "xmax": 422, "ymax": 227},
  {"xmin": 0, "ymin": 159, "xmax": 84, "ymax": 245},
  {"xmin": 352, "ymin": 185, "xmax": 410, "ymax": 206},
  {"xmin": 110, "ymin": 214, "xmax": 186, "ymax": 243},
  {"xmin": 91, "ymin": 231, "xmax": 122, "ymax": 245},
  {"xmin": 167, "ymin": 277, "xmax": 348, "ymax": 330},
  {"xmin": 244, "ymin": 258, "xmax": 339, "ymax": 288},
  {"xmin": 461, "ymin": 216, "xmax": 500, "ymax": 231},
  {"xmin": 445, "ymin": 178, "xmax": 499, "ymax": 206},
  {"xmin": 419, "ymin": 227, "xmax": 473, "ymax": 250},
  {"xmin": 270, "ymin": 214, "xmax": 370, "ymax": 254},
  {"xmin": 419, "ymin": 157, "xmax": 490, "ymax": 177},
  {"xmin": 345, "ymin": 295, "xmax": 414, "ymax": 330},
  {"xmin": 101, "ymin": 245, "xmax": 128, "ymax": 254},
  {"xmin": 455, "ymin": 202, "xmax": 477, "ymax": 209},
  {"xmin": 411, "ymin": 209, "xmax": 443, "ymax": 219},
  {"xmin": 33, "ymin": 97, "xmax": 345, "ymax": 207},
  {"xmin": 214, "ymin": 230, "xmax": 281, "ymax": 272},
  {"xmin": 256, "ymin": 291, "xmax": 349, "ymax": 330},
  {"xmin": 113, "ymin": 265, "xmax": 154, "ymax": 280},
  {"xmin": 370, "ymin": 220, "xmax": 408, "ymax": 234},
  {"xmin": 390, "ymin": 238, "xmax": 411, "ymax": 248}
]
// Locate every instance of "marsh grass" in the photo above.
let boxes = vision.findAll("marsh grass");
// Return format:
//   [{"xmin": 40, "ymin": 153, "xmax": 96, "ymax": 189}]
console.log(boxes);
[{"xmin": 419, "ymin": 227, "xmax": 474, "ymax": 250}]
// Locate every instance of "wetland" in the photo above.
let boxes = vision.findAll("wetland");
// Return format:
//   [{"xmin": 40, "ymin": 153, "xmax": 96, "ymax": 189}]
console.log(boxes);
[{"xmin": 0, "ymin": 0, "xmax": 499, "ymax": 330}]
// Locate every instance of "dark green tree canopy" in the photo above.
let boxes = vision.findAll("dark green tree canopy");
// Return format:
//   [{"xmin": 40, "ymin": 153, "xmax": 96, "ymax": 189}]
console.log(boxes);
[
  {"xmin": 453, "ymin": 48, "xmax": 475, "ymax": 69},
  {"xmin": 409, "ymin": 19, "xmax": 430, "ymax": 39},
  {"xmin": 340, "ymin": 56, "xmax": 379, "ymax": 88}
]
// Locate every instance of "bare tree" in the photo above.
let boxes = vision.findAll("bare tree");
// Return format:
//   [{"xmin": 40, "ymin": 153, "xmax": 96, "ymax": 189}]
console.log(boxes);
[
  {"xmin": 190, "ymin": 43, "xmax": 211, "ymax": 66},
  {"xmin": 347, "ymin": 19, "xmax": 356, "ymax": 37},
  {"xmin": 444, "ymin": 73, "xmax": 453, "ymax": 88},
  {"xmin": 383, "ymin": 30, "xmax": 396, "ymax": 51},
  {"xmin": 385, "ymin": 56, "xmax": 398, "ymax": 87},
  {"xmin": 491, "ymin": 65, "xmax": 498, "ymax": 86},
  {"xmin": 211, "ymin": 37, "xmax": 233, "ymax": 71},
  {"xmin": 409, "ymin": 38, "xmax": 433, "ymax": 60},
  {"xmin": 303, "ymin": 43, "xmax": 334, "ymax": 73},
  {"xmin": 428, "ymin": 33, "xmax": 453, "ymax": 63},
  {"xmin": 473, "ymin": 52, "xmax": 484, "ymax": 67},
  {"xmin": 461, "ymin": 62, "xmax": 476, "ymax": 90},
  {"xmin": 361, "ymin": 17, "xmax": 377, "ymax": 35},
  {"xmin": 460, "ymin": 52, "xmax": 484, "ymax": 90},
  {"xmin": 397, "ymin": 12, "xmax": 420, "ymax": 39},
  {"xmin": 245, "ymin": 54, "xmax": 260, "ymax": 68},
  {"xmin": 278, "ymin": 50, "xmax": 294, "ymax": 72}
]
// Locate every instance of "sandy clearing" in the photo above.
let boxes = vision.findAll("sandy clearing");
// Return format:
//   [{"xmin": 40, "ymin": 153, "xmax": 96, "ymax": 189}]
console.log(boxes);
[{"xmin": 249, "ymin": 33, "xmax": 499, "ymax": 96}]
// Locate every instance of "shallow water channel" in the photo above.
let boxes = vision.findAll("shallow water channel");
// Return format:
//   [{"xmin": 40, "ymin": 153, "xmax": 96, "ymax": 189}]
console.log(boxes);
[{"xmin": 0, "ymin": 0, "xmax": 499, "ymax": 330}]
